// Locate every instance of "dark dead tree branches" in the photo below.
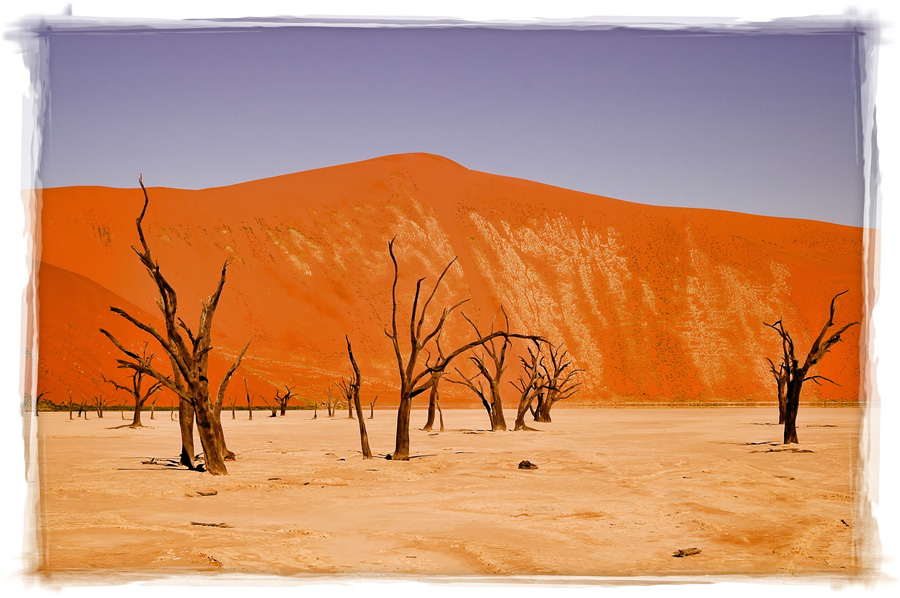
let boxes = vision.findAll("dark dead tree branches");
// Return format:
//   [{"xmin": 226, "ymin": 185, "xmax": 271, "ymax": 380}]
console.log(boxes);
[
  {"xmin": 99, "ymin": 175, "xmax": 251, "ymax": 474},
  {"xmin": 764, "ymin": 290, "xmax": 858, "ymax": 444},
  {"xmin": 385, "ymin": 238, "xmax": 542, "ymax": 459}
]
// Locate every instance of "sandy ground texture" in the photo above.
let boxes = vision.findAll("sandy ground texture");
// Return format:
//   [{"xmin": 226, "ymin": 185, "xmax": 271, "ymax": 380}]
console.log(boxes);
[{"xmin": 30, "ymin": 407, "xmax": 868, "ymax": 582}]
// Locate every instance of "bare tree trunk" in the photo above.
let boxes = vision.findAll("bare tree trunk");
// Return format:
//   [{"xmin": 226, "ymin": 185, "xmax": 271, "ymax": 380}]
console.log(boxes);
[
  {"xmin": 783, "ymin": 379, "xmax": 801, "ymax": 444},
  {"xmin": 514, "ymin": 395, "xmax": 536, "ymax": 431},
  {"xmin": 534, "ymin": 394, "xmax": 552, "ymax": 423},
  {"xmin": 393, "ymin": 392, "xmax": 413, "ymax": 460},
  {"xmin": 489, "ymin": 382, "xmax": 507, "ymax": 431},
  {"xmin": 369, "ymin": 396, "xmax": 377, "ymax": 420},
  {"xmin": 150, "ymin": 403, "xmax": 155, "ymax": 420},
  {"xmin": 194, "ymin": 402, "xmax": 228, "ymax": 475},
  {"xmin": 179, "ymin": 398, "xmax": 196, "ymax": 469},
  {"xmin": 244, "ymin": 378, "xmax": 253, "ymax": 420},
  {"xmin": 313, "ymin": 402, "xmax": 318, "ymax": 420},
  {"xmin": 68, "ymin": 391, "xmax": 74, "ymax": 420},
  {"xmin": 777, "ymin": 376, "xmax": 788, "ymax": 425},
  {"xmin": 423, "ymin": 385, "xmax": 439, "ymax": 431},
  {"xmin": 346, "ymin": 337, "xmax": 371, "ymax": 459}
]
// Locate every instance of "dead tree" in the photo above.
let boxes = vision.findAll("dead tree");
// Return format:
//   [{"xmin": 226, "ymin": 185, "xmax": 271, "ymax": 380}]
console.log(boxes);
[
  {"xmin": 273, "ymin": 385, "xmax": 295, "ymax": 416},
  {"xmin": 68, "ymin": 390, "xmax": 74, "ymax": 420},
  {"xmin": 345, "ymin": 336, "xmax": 372, "ymax": 458},
  {"xmin": 230, "ymin": 397, "xmax": 236, "ymax": 420},
  {"xmin": 511, "ymin": 340, "xmax": 545, "ymax": 431},
  {"xmin": 79, "ymin": 395, "xmax": 87, "ymax": 419},
  {"xmin": 150, "ymin": 396, "xmax": 158, "ymax": 420},
  {"xmin": 91, "ymin": 393, "xmax": 113, "ymax": 418},
  {"xmin": 449, "ymin": 311, "xmax": 513, "ymax": 431},
  {"xmin": 765, "ymin": 357, "xmax": 790, "ymax": 424},
  {"xmin": 244, "ymin": 378, "xmax": 253, "ymax": 420},
  {"xmin": 385, "ymin": 238, "xmax": 541, "ymax": 460},
  {"xmin": 533, "ymin": 343, "xmax": 582, "ymax": 423},
  {"xmin": 422, "ymin": 334, "xmax": 446, "ymax": 432},
  {"xmin": 101, "ymin": 344, "xmax": 163, "ymax": 427},
  {"xmin": 764, "ymin": 291, "xmax": 858, "ymax": 444},
  {"xmin": 100, "ymin": 175, "xmax": 250, "ymax": 475},
  {"xmin": 335, "ymin": 379, "xmax": 356, "ymax": 420},
  {"xmin": 325, "ymin": 388, "xmax": 335, "ymax": 417},
  {"xmin": 369, "ymin": 396, "xmax": 377, "ymax": 420},
  {"xmin": 263, "ymin": 397, "xmax": 277, "ymax": 418}
]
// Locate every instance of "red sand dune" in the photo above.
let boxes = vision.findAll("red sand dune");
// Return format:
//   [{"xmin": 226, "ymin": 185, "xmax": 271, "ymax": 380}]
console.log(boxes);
[{"xmin": 34, "ymin": 153, "xmax": 866, "ymax": 408}]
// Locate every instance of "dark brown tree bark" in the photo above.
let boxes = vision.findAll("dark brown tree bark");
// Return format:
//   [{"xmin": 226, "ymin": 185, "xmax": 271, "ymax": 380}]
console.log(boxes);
[
  {"xmin": 273, "ymin": 385, "xmax": 295, "ymax": 416},
  {"xmin": 766, "ymin": 357, "xmax": 789, "ymax": 424},
  {"xmin": 532, "ymin": 343, "xmax": 582, "ymax": 423},
  {"xmin": 448, "ymin": 311, "xmax": 513, "ymax": 431},
  {"xmin": 68, "ymin": 390, "xmax": 74, "ymax": 420},
  {"xmin": 384, "ymin": 239, "xmax": 542, "ymax": 459},
  {"xmin": 345, "ymin": 336, "xmax": 372, "ymax": 458},
  {"xmin": 244, "ymin": 378, "xmax": 253, "ymax": 420},
  {"xmin": 100, "ymin": 175, "xmax": 250, "ymax": 475},
  {"xmin": 422, "ymin": 336, "xmax": 446, "ymax": 432},
  {"xmin": 764, "ymin": 290, "xmax": 859, "ymax": 444},
  {"xmin": 512, "ymin": 341, "xmax": 544, "ymax": 431},
  {"xmin": 326, "ymin": 388, "xmax": 335, "ymax": 417},
  {"xmin": 369, "ymin": 396, "xmax": 377, "ymax": 420}
]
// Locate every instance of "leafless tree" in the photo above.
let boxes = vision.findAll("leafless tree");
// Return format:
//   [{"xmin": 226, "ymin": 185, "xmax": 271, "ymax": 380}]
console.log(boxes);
[
  {"xmin": 369, "ymin": 396, "xmax": 378, "ymax": 420},
  {"xmin": 230, "ymin": 397, "xmax": 237, "ymax": 420},
  {"xmin": 764, "ymin": 291, "xmax": 858, "ymax": 444},
  {"xmin": 384, "ymin": 238, "xmax": 541, "ymax": 460},
  {"xmin": 101, "ymin": 344, "xmax": 163, "ymax": 428},
  {"xmin": 448, "ymin": 310, "xmax": 513, "ymax": 431},
  {"xmin": 335, "ymin": 378, "xmax": 356, "ymax": 420},
  {"xmin": 91, "ymin": 393, "xmax": 112, "ymax": 418},
  {"xmin": 345, "ymin": 336, "xmax": 372, "ymax": 458},
  {"xmin": 262, "ymin": 397, "xmax": 277, "ymax": 418},
  {"xmin": 422, "ymin": 334, "xmax": 446, "ymax": 432},
  {"xmin": 149, "ymin": 395, "xmax": 158, "ymax": 420},
  {"xmin": 68, "ymin": 390, "xmax": 74, "ymax": 420},
  {"xmin": 533, "ymin": 343, "xmax": 582, "ymax": 423},
  {"xmin": 273, "ymin": 385, "xmax": 295, "ymax": 416},
  {"xmin": 100, "ymin": 175, "xmax": 250, "ymax": 475},
  {"xmin": 511, "ymin": 340, "xmax": 545, "ymax": 431},
  {"xmin": 325, "ymin": 387, "xmax": 336, "ymax": 417}
]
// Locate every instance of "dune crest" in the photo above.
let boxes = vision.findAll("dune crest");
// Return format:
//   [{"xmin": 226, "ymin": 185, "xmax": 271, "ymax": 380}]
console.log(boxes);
[{"xmin": 35, "ymin": 153, "xmax": 865, "ymax": 407}]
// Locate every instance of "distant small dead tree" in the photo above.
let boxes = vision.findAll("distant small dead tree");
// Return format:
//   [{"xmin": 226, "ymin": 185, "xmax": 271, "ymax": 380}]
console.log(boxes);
[
  {"xmin": 764, "ymin": 290, "xmax": 858, "ymax": 444},
  {"xmin": 91, "ymin": 393, "xmax": 112, "ymax": 418},
  {"xmin": 325, "ymin": 388, "xmax": 336, "ymax": 417},
  {"xmin": 263, "ymin": 397, "xmax": 277, "ymax": 418},
  {"xmin": 369, "ymin": 396, "xmax": 377, "ymax": 420},
  {"xmin": 511, "ymin": 340, "xmax": 545, "ymax": 431},
  {"xmin": 244, "ymin": 378, "xmax": 253, "ymax": 420},
  {"xmin": 336, "ymin": 378, "xmax": 355, "ymax": 420},
  {"xmin": 67, "ymin": 390, "xmax": 74, "ymax": 420},
  {"xmin": 532, "ymin": 343, "xmax": 582, "ymax": 423},
  {"xmin": 384, "ymin": 238, "xmax": 541, "ymax": 460},
  {"xmin": 101, "ymin": 343, "xmax": 163, "ymax": 428},
  {"xmin": 230, "ymin": 397, "xmax": 237, "ymax": 419},
  {"xmin": 100, "ymin": 175, "xmax": 250, "ymax": 475},
  {"xmin": 273, "ymin": 384, "xmax": 296, "ymax": 416}
]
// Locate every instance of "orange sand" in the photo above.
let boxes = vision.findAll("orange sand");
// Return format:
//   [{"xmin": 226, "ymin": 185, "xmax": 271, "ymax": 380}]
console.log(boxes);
[
  {"xmin": 33, "ymin": 154, "xmax": 865, "ymax": 410},
  {"xmin": 33, "ymin": 407, "xmax": 866, "ymax": 579}
]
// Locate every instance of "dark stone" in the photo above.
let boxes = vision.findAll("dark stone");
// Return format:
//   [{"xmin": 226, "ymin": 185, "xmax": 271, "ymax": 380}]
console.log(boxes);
[{"xmin": 518, "ymin": 460, "xmax": 538, "ymax": 470}]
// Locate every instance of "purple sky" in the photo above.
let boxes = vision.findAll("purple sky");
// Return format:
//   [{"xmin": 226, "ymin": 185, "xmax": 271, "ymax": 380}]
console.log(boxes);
[{"xmin": 39, "ymin": 25, "xmax": 866, "ymax": 226}]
